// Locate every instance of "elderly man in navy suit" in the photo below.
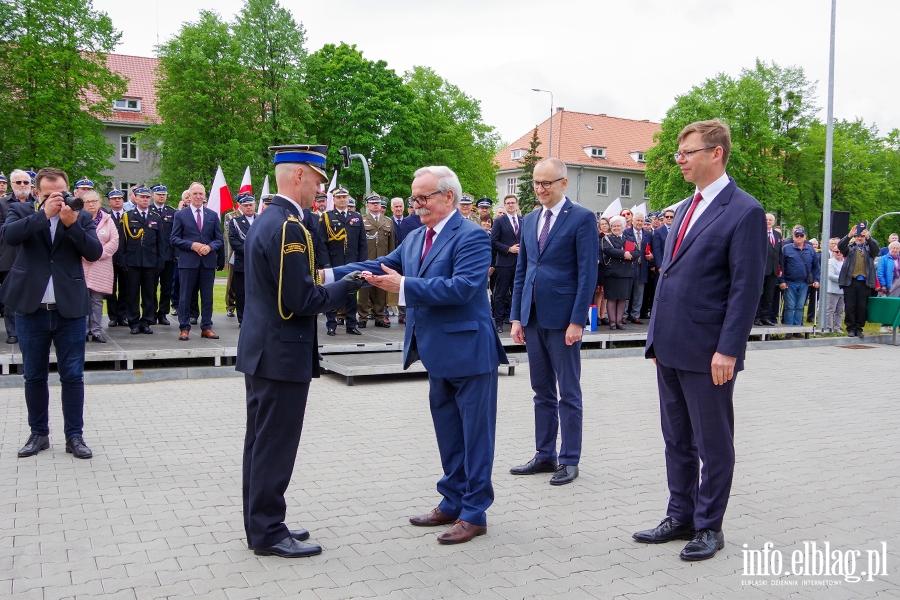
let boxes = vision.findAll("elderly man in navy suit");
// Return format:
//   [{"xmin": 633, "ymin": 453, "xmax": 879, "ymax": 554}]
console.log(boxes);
[
  {"xmin": 634, "ymin": 119, "xmax": 766, "ymax": 561},
  {"xmin": 509, "ymin": 158, "xmax": 599, "ymax": 486},
  {"xmin": 490, "ymin": 194, "xmax": 522, "ymax": 333},
  {"xmin": 171, "ymin": 182, "xmax": 223, "ymax": 340},
  {"xmin": 326, "ymin": 166, "xmax": 507, "ymax": 544}
]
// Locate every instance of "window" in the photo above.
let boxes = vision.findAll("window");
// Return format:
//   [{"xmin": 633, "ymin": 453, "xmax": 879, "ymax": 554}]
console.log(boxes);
[
  {"xmin": 506, "ymin": 177, "xmax": 518, "ymax": 195},
  {"xmin": 113, "ymin": 98, "xmax": 141, "ymax": 111},
  {"xmin": 510, "ymin": 149, "xmax": 524, "ymax": 161},
  {"xmin": 637, "ymin": 152, "xmax": 645, "ymax": 162},
  {"xmin": 643, "ymin": 180, "xmax": 650, "ymax": 199},
  {"xmin": 620, "ymin": 177, "xmax": 632, "ymax": 197},
  {"xmin": 120, "ymin": 135, "xmax": 138, "ymax": 161},
  {"xmin": 590, "ymin": 147, "xmax": 605, "ymax": 158},
  {"xmin": 120, "ymin": 182, "xmax": 137, "ymax": 193},
  {"xmin": 597, "ymin": 176, "xmax": 608, "ymax": 196}
]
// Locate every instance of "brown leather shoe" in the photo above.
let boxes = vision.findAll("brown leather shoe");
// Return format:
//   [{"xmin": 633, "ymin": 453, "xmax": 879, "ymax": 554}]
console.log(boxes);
[
  {"xmin": 437, "ymin": 519, "xmax": 486, "ymax": 544},
  {"xmin": 201, "ymin": 330, "xmax": 219, "ymax": 339},
  {"xmin": 409, "ymin": 507, "xmax": 456, "ymax": 527},
  {"xmin": 178, "ymin": 330, "xmax": 189, "ymax": 341}
]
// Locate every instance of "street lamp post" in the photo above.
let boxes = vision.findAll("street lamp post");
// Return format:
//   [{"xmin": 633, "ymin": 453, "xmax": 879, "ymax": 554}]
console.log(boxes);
[{"xmin": 532, "ymin": 88, "xmax": 554, "ymax": 158}]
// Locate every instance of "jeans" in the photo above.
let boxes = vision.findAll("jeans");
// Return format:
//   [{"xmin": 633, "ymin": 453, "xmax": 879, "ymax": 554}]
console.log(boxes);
[
  {"xmin": 783, "ymin": 281, "xmax": 808, "ymax": 326},
  {"xmin": 16, "ymin": 307, "xmax": 87, "ymax": 438}
]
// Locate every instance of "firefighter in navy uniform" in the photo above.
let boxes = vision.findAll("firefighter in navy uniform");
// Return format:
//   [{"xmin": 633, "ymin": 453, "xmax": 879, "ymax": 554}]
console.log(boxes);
[
  {"xmin": 236, "ymin": 144, "xmax": 365, "ymax": 558},
  {"xmin": 150, "ymin": 184, "xmax": 177, "ymax": 325},
  {"xmin": 228, "ymin": 194, "xmax": 257, "ymax": 325},
  {"xmin": 122, "ymin": 186, "xmax": 165, "ymax": 334},
  {"xmin": 315, "ymin": 185, "xmax": 367, "ymax": 336}
]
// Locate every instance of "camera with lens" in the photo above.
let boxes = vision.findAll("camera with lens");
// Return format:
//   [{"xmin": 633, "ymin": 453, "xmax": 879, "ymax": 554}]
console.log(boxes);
[{"xmin": 61, "ymin": 191, "xmax": 83, "ymax": 210}]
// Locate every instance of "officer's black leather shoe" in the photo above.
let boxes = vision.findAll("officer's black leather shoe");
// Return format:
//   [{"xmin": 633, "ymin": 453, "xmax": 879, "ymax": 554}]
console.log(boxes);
[
  {"xmin": 357, "ymin": 321, "xmax": 366, "ymax": 328},
  {"xmin": 509, "ymin": 457, "xmax": 558, "ymax": 475},
  {"xmin": 253, "ymin": 536, "xmax": 322, "ymax": 558},
  {"xmin": 326, "ymin": 327, "xmax": 336, "ymax": 336},
  {"xmin": 139, "ymin": 325, "xmax": 153, "ymax": 334},
  {"xmin": 18, "ymin": 434, "xmax": 49, "ymax": 457},
  {"xmin": 633, "ymin": 516, "xmax": 697, "ymax": 544},
  {"xmin": 65, "ymin": 436, "xmax": 92, "ymax": 459},
  {"xmin": 227, "ymin": 308, "xmax": 235, "ymax": 318},
  {"xmin": 156, "ymin": 315, "xmax": 170, "ymax": 325},
  {"xmin": 5, "ymin": 336, "xmax": 16, "ymax": 344},
  {"xmin": 248, "ymin": 529, "xmax": 309, "ymax": 550},
  {"xmin": 346, "ymin": 327, "xmax": 362, "ymax": 335},
  {"xmin": 93, "ymin": 334, "xmax": 107, "ymax": 343},
  {"xmin": 108, "ymin": 320, "xmax": 118, "ymax": 327},
  {"xmin": 680, "ymin": 529, "xmax": 725, "ymax": 561},
  {"xmin": 550, "ymin": 464, "xmax": 579, "ymax": 485},
  {"xmin": 130, "ymin": 327, "xmax": 140, "ymax": 335}
]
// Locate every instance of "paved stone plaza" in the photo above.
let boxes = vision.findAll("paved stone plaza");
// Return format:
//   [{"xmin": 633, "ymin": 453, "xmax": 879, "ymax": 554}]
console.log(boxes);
[{"xmin": 1, "ymin": 345, "xmax": 898, "ymax": 599}]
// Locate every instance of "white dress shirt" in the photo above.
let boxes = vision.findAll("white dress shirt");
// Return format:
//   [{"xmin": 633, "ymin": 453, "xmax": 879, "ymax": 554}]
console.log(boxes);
[
  {"xmin": 536, "ymin": 200, "xmax": 565, "ymax": 238},
  {"xmin": 682, "ymin": 172, "xmax": 730, "ymax": 236},
  {"xmin": 41, "ymin": 215, "xmax": 60, "ymax": 303}
]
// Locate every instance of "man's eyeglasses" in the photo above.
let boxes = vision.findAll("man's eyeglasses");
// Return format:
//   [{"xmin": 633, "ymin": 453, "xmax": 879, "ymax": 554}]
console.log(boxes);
[
  {"xmin": 673, "ymin": 146, "xmax": 716, "ymax": 161},
  {"xmin": 12, "ymin": 180, "xmax": 31, "ymax": 185},
  {"xmin": 532, "ymin": 177, "xmax": 564, "ymax": 190},
  {"xmin": 663, "ymin": 214, "xmax": 675, "ymax": 219},
  {"xmin": 410, "ymin": 190, "xmax": 444, "ymax": 206},
  {"xmin": 83, "ymin": 199, "xmax": 100, "ymax": 204}
]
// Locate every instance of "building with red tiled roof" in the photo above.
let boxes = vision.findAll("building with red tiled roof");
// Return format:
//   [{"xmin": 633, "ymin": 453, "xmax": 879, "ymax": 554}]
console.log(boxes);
[
  {"xmin": 91, "ymin": 54, "xmax": 161, "ymax": 192},
  {"xmin": 495, "ymin": 109, "xmax": 661, "ymax": 213}
]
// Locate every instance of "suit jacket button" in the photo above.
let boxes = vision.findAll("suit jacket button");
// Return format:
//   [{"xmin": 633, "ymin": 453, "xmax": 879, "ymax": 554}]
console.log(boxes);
[{"xmin": 663, "ymin": 273, "xmax": 668, "ymax": 278}]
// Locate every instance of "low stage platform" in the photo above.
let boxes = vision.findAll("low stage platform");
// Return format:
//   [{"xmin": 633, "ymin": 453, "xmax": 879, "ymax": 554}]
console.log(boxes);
[{"xmin": 0, "ymin": 312, "xmax": 823, "ymax": 384}]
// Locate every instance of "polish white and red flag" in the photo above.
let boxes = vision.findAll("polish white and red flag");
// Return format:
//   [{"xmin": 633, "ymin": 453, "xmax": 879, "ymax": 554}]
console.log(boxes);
[
  {"xmin": 258, "ymin": 175, "xmax": 270, "ymax": 213},
  {"xmin": 207, "ymin": 165, "xmax": 234, "ymax": 215},
  {"xmin": 325, "ymin": 169, "xmax": 338, "ymax": 211},
  {"xmin": 239, "ymin": 166, "xmax": 252, "ymax": 196}
]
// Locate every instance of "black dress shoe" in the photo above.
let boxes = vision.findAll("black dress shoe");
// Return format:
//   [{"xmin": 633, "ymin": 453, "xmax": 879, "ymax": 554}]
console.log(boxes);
[
  {"xmin": 374, "ymin": 319, "xmax": 390, "ymax": 328},
  {"xmin": 496, "ymin": 325, "xmax": 503, "ymax": 333},
  {"xmin": 632, "ymin": 516, "xmax": 696, "ymax": 544},
  {"xmin": 680, "ymin": 529, "xmax": 725, "ymax": 561},
  {"xmin": 346, "ymin": 327, "xmax": 362, "ymax": 335},
  {"xmin": 227, "ymin": 308, "xmax": 235, "ymax": 317},
  {"xmin": 65, "ymin": 436, "xmax": 92, "ymax": 459},
  {"xmin": 156, "ymin": 315, "xmax": 170, "ymax": 325},
  {"xmin": 140, "ymin": 325, "xmax": 154, "ymax": 334},
  {"xmin": 761, "ymin": 319, "xmax": 775, "ymax": 326},
  {"xmin": 18, "ymin": 433, "xmax": 50, "ymax": 457},
  {"xmin": 248, "ymin": 528, "xmax": 310, "ymax": 549},
  {"xmin": 600, "ymin": 318, "xmax": 610, "ymax": 325},
  {"xmin": 190, "ymin": 317, "xmax": 198, "ymax": 325},
  {"xmin": 549, "ymin": 464, "xmax": 579, "ymax": 485},
  {"xmin": 357, "ymin": 320, "xmax": 366, "ymax": 328},
  {"xmin": 93, "ymin": 334, "xmax": 107, "ymax": 343},
  {"xmin": 326, "ymin": 327, "xmax": 336, "ymax": 336},
  {"xmin": 118, "ymin": 319, "xmax": 129, "ymax": 327},
  {"xmin": 253, "ymin": 536, "xmax": 322, "ymax": 558},
  {"xmin": 6, "ymin": 335, "xmax": 17, "ymax": 344},
  {"xmin": 108, "ymin": 320, "xmax": 118, "ymax": 327},
  {"xmin": 754, "ymin": 319, "xmax": 764, "ymax": 326},
  {"xmin": 336, "ymin": 318, "xmax": 344, "ymax": 325},
  {"xmin": 509, "ymin": 457, "xmax": 558, "ymax": 475},
  {"xmin": 130, "ymin": 327, "xmax": 140, "ymax": 335}
]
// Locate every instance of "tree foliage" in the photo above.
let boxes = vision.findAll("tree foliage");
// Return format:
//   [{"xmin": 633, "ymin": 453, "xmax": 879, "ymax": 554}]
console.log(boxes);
[
  {"xmin": 0, "ymin": 0, "xmax": 126, "ymax": 179},
  {"xmin": 516, "ymin": 127, "xmax": 542, "ymax": 212}
]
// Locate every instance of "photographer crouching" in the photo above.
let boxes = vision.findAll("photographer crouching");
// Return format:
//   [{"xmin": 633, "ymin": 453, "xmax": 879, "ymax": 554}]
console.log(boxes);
[{"xmin": 0, "ymin": 168, "xmax": 102, "ymax": 458}]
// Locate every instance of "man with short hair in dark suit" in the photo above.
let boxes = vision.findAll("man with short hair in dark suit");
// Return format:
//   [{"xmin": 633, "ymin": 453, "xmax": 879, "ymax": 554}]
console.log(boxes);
[
  {"xmin": 624, "ymin": 212, "xmax": 653, "ymax": 324},
  {"xmin": 0, "ymin": 169, "xmax": 39, "ymax": 343},
  {"xmin": 0, "ymin": 167, "xmax": 102, "ymax": 459},
  {"xmin": 490, "ymin": 194, "xmax": 522, "ymax": 333},
  {"xmin": 635, "ymin": 119, "xmax": 766, "ymax": 561},
  {"xmin": 228, "ymin": 195, "xmax": 256, "ymax": 324},
  {"xmin": 509, "ymin": 158, "xmax": 599, "ymax": 486},
  {"xmin": 755, "ymin": 213, "xmax": 782, "ymax": 326},
  {"xmin": 171, "ymin": 182, "xmax": 223, "ymax": 340}
]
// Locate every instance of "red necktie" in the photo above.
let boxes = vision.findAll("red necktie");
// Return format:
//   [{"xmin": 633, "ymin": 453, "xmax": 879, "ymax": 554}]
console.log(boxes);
[
  {"xmin": 196, "ymin": 208, "xmax": 202, "ymax": 231},
  {"xmin": 671, "ymin": 193, "xmax": 702, "ymax": 258},
  {"xmin": 769, "ymin": 231, "xmax": 775, "ymax": 245},
  {"xmin": 421, "ymin": 228, "xmax": 436, "ymax": 265}
]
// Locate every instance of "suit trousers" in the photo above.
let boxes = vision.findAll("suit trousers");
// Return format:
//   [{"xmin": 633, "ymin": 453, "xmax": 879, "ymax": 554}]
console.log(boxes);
[
  {"xmin": 178, "ymin": 267, "xmax": 214, "ymax": 331},
  {"xmin": 126, "ymin": 266, "xmax": 158, "ymax": 327},
  {"xmin": 642, "ymin": 270, "xmax": 657, "ymax": 318},
  {"xmin": 225, "ymin": 265, "xmax": 236, "ymax": 311},
  {"xmin": 492, "ymin": 266, "xmax": 515, "ymax": 326},
  {"xmin": 16, "ymin": 308, "xmax": 86, "ymax": 438},
  {"xmin": 105, "ymin": 265, "xmax": 128, "ymax": 323},
  {"xmin": 155, "ymin": 260, "xmax": 175, "ymax": 317},
  {"xmin": 326, "ymin": 292, "xmax": 358, "ymax": 329},
  {"xmin": 524, "ymin": 305, "xmax": 583, "ymax": 465},
  {"xmin": 233, "ymin": 271, "xmax": 246, "ymax": 323},
  {"xmin": 627, "ymin": 282, "xmax": 645, "ymax": 320},
  {"xmin": 1, "ymin": 271, "xmax": 15, "ymax": 336},
  {"xmin": 657, "ymin": 362, "xmax": 736, "ymax": 532},
  {"xmin": 429, "ymin": 369, "xmax": 498, "ymax": 526},
  {"xmin": 757, "ymin": 273, "xmax": 780, "ymax": 320},
  {"xmin": 843, "ymin": 278, "xmax": 871, "ymax": 332},
  {"xmin": 242, "ymin": 373, "xmax": 310, "ymax": 549}
]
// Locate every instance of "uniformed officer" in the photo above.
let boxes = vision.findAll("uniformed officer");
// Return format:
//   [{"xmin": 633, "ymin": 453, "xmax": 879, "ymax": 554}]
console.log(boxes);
[
  {"xmin": 459, "ymin": 194, "xmax": 480, "ymax": 224},
  {"xmin": 0, "ymin": 172, "xmax": 7, "ymax": 197},
  {"xmin": 223, "ymin": 197, "xmax": 243, "ymax": 319},
  {"xmin": 357, "ymin": 193, "xmax": 396, "ymax": 328},
  {"xmin": 122, "ymin": 186, "xmax": 164, "ymax": 334},
  {"xmin": 73, "ymin": 177, "xmax": 94, "ymax": 199},
  {"xmin": 150, "ymin": 184, "xmax": 177, "ymax": 325},
  {"xmin": 104, "ymin": 189, "xmax": 128, "ymax": 327},
  {"xmin": 236, "ymin": 143, "xmax": 365, "ymax": 558},
  {"xmin": 476, "ymin": 197, "xmax": 493, "ymax": 222},
  {"xmin": 315, "ymin": 185, "xmax": 366, "ymax": 336},
  {"xmin": 228, "ymin": 194, "xmax": 256, "ymax": 325}
]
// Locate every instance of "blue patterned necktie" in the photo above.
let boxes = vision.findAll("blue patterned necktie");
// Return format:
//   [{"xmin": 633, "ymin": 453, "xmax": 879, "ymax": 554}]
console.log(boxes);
[{"xmin": 538, "ymin": 209, "xmax": 552, "ymax": 252}]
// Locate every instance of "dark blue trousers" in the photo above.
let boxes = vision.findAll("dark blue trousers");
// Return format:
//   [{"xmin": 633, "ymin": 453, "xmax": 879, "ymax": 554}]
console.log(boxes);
[
  {"xmin": 177, "ymin": 266, "xmax": 214, "ymax": 331},
  {"xmin": 429, "ymin": 369, "xmax": 498, "ymax": 527},
  {"xmin": 242, "ymin": 373, "xmax": 310, "ymax": 549},
  {"xmin": 524, "ymin": 307, "xmax": 583, "ymax": 466},
  {"xmin": 656, "ymin": 362, "xmax": 736, "ymax": 532}
]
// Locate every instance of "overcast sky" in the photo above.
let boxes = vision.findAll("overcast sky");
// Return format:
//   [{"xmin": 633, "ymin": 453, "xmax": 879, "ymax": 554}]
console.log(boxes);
[{"xmin": 94, "ymin": 0, "xmax": 900, "ymax": 146}]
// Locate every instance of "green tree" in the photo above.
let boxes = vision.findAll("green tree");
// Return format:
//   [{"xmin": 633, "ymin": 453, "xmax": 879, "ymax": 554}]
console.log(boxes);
[
  {"xmin": 0, "ymin": 0, "xmax": 126, "ymax": 180},
  {"xmin": 516, "ymin": 127, "xmax": 542, "ymax": 212},
  {"xmin": 403, "ymin": 66, "xmax": 500, "ymax": 199},
  {"xmin": 149, "ymin": 11, "xmax": 264, "ymax": 192},
  {"xmin": 304, "ymin": 43, "xmax": 421, "ymax": 200}
]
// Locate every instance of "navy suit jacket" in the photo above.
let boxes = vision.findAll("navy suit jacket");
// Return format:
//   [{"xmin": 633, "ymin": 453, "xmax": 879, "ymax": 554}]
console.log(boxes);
[
  {"xmin": 171, "ymin": 206, "xmax": 223, "ymax": 269},
  {"xmin": 0, "ymin": 203, "xmax": 102, "ymax": 318},
  {"xmin": 624, "ymin": 227, "xmax": 652, "ymax": 283},
  {"xmin": 510, "ymin": 199, "xmax": 599, "ymax": 329},
  {"xmin": 396, "ymin": 212, "xmax": 423, "ymax": 245},
  {"xmin": 646, "ymin": 178, "xmax": 767, "ymax": 373},
  {"xmin": 651, "ymin": 225, "xmax": 670, "ymax": 269},
  {"xmin": 332, "ymin": 211, "xmax": 506, "ymax": 378},
  {"xmin": 490, "ymin": 213, "xmax": 522, "ymax": 269}
]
